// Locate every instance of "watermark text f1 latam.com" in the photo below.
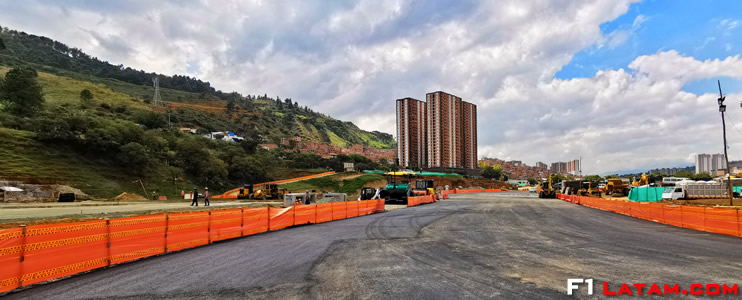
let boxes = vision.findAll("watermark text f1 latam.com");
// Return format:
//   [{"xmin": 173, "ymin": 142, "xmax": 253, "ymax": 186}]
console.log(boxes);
[{"xmin": 567, "ymin": 279, "xmax": 738, "ymax": 296}]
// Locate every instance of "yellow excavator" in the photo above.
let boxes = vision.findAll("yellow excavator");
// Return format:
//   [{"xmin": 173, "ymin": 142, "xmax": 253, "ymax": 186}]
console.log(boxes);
[
  {"xmin": 239, "ymin": 184, "xmax": 286, "ymax": 200},
  {"xmin": 632, "ymin": 173, "xmax": 649, "ymax": 187}
]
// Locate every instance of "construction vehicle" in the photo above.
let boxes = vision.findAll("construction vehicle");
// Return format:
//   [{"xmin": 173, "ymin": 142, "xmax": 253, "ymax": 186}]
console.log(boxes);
[
  {"xmin": 237, "ymin": 184, "xmax": 254, "ymax": 199},
  {"xmin": 632, "ymin": 173, "xmax": 649, "ymax": 187},
  {"xmin": 537, "ymin": 175, "xmax": 556, "ymax": 198},
  {"xmin": 250, "ymin": 184, "xmax": 287, "ymax": 200},
  {"xmin": 359, "ymin": 187, "xmax": 380, "ymax": 200},
  {"xmin": 379, "ymin": 171, "xmax": 414, "ymax": 204},
  {"xmin": 604, "ymin": 178, "xmax": 629, "ymax": 197},
  {"xmin": 576, "ymin": 181, "xmax": 602, "ymax": 197},
  {"xmin": 414, "ymin": 179, "xmax": 435, "ymax": 195}
]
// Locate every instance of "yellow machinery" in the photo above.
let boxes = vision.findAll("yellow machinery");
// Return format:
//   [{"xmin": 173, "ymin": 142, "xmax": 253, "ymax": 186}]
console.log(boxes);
[
  {"xmin": 605, "ymin": 178, "xmax": 629, "ymax": 197},
  {"xmin": 414, "ymin": 179, "xmax": 435, "ymax": 195},
  {"xmin": 576, "ymin": 181, "xmax": 601, "ymax": 197},
  {"xmin": 632, "ymin": 173, "xmax": 649, "ymax": 187},
  {"xmin": 537, "ymin": 175, "xmax": 556, "ymax": 198},
  {"xmin": 251, "ymin": 184, "xmax": 286, "ymax": 200}
]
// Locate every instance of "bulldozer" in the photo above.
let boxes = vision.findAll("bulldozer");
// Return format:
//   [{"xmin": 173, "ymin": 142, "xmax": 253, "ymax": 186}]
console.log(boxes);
[
  {"xmin": 237, "ymin": 184, "xmax": 254, "ymax": 199},
  {"xmin": 604, "ymin": 178, "xmax": 629, "ymax": 197},
  {"xmin": 537, "ymin": 175, "xmax": 557, "ymax": 198},
  {"xmin": 250, "ymin": 184, "xmax": 286, "ymax": 200},
  {"xmin": 414, "ymin": 179, "xmax": 435, "ymax": 196}
]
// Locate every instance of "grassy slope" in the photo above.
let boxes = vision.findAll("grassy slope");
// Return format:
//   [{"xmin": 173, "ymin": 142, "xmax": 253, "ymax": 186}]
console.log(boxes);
[{"xmin": 0, "ymin": 127, "xmax": 193, "ymax": 199}]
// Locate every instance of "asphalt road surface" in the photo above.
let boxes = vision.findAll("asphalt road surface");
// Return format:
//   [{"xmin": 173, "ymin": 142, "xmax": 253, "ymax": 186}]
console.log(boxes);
[{"xmin": 6, "ymin": 192, "xmax": 742, "ymax": 299}]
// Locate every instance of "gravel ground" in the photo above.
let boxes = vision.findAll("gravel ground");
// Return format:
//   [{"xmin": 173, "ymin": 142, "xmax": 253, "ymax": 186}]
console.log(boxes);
[{"xmin": 5, "ymin": 192, "xmax": 741, "ymax": 299}]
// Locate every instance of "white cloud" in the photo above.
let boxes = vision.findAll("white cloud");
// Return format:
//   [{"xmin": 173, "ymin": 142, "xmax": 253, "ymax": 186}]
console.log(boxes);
[
  {"xmin": 720, "ymin": 18, "xmax": 740, "ymax": 31},
  {"xmin": 3, "ymin": 0, "xmax": 742, "ymax": 174}
]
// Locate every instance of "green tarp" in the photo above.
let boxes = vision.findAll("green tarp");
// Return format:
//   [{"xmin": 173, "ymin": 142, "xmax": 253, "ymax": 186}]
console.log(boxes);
[{"xmin": 627, "ymin": 187, "xmax": 665, "ymax": 202}]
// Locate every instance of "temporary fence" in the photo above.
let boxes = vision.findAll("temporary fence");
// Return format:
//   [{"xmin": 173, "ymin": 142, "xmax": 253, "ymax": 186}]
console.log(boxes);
[
  {"xmin": 407, "ymin": 194, "xmax": 438, "ymax": 207},
  {"xmin": 215, "ymin": 171, "xmax": 336, "ymax": 199},
  {"xmin": 556, "ymin": 194, "xmax": 741, "ymax": 238},
  {"xmin": 0, "ymin": 199, "xmax": 385, "ymax": 294}
]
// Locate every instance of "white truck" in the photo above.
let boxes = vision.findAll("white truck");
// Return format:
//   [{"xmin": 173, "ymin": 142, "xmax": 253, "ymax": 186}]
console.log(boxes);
[{"xmin": 662, "ymin": 180, "xmax": 737, "ymax": 200}]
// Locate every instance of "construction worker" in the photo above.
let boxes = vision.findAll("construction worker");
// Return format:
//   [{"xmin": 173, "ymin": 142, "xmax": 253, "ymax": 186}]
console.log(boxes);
[
  {"xmin": 191, "ymin": 187, "xmax": 198, "ymax": 206},
  {"xmin": 204, "ymin": 187, "xmax": 210, "ymax": 206}
]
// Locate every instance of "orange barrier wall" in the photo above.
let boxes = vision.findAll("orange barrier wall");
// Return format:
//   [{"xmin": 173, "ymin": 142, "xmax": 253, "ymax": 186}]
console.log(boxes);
[
  {"xmin": 407, "ymin": 194, "xmax": 438, "ymax": 207},
  {"xmin": 294, "ymin": 204, "xmax": 316, "ymax": 226},
  {"xmin": 109, "ymin": 215, "xmax": 166, "ymax": 266},
  {"xmin": 332, "ymin": 202, "xmax": 347, "ymax": 220},
  {"xmin": 0, "ymin": 228, "xmax": 23, "ymax": 293},
  {"xmin": 243, "ymin": 207, "xmax": 269, "ymax": 236},
  {"xmin": 210, "ymin": 209, "xmax": 243, "ymax": 242},
  {"xmin": 556, "ymin": 194, "xmax": 742, "ymax": 238},
  {"xmin": 0, "ymin": 199, "xmax": 386, "ymax": 294},
  {"xmin": 316, "ymin": 203, "xmax": 333, "ymax": 223}
]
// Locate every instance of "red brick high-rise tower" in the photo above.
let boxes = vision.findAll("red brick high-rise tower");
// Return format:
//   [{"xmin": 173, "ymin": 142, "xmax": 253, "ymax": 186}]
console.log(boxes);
[
  {"xmin": 396, "ymin": 98, "xmax": 427, "ymax": 169},
  {"xmin": 396, "ymin": 91, "xmax": 477, "ymax": 170}
]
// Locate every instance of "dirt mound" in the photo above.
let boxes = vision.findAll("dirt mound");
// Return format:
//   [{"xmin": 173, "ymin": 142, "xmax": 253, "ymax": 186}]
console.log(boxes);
[{"xmin": 112, "ymin": 192, "xmax": 147, "ymax": 201}]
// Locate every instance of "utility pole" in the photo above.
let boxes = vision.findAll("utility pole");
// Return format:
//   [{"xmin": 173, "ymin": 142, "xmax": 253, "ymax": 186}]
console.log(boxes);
[{"xmin": 717, "ymin": 80, "xmax": 734, "ymax": 206}]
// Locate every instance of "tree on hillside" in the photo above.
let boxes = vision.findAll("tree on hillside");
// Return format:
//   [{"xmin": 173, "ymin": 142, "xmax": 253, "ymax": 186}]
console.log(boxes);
[
  {"xmin": 226, "ymin": 100, "xmax": 236, "ymax": 112},
  {"xmin": 481, "ymin": 165, "xmax": 502, "ymax": 180},
  {"xmin": 80, "ymin": 89, "xmax": 94, "ymax": 107},
  {"xmin": 0, "ymin": 67, "xmax": 44, "ymax": 116},
  {"xmin": 0, "ymin": 38, "xmax": 5, "ymax": 50}
]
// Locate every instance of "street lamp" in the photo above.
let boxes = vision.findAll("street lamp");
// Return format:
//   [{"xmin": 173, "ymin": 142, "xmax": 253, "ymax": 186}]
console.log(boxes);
[{"xmin": 717, "ymin": 80, "xmax": 733, "ymax": 206}]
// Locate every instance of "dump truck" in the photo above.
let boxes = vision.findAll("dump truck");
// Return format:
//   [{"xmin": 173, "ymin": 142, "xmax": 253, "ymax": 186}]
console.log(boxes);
[
  {"xmin": 662, "ymin": 181, "xmax": 729, "ymax": 200},
  {"xmin": 604, "ymin": 178, "xmax": 629, "ymax": 197}
]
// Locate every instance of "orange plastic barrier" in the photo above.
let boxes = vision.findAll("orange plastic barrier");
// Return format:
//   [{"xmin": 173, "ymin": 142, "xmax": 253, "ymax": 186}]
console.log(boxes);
[
  {"xmin": 347, "ymin": 201, "xmax": 359, "ymax": 218},
  {"xmin": 681, "ymin": 206, "xmax": 705, "ymax": 232},
  {"xmin": 663, "ymin": 205, "xmax": 682, "ymax": 227},
  {"xmin": 332, "ymin": 202, "xmax": 347, "ymax": 220},
  {"xmin": 210, "ymin": 209, "xmax": 243, "ymax": 242},
  {"xmin": 167, "ymin": 212, "xmax": 209, "ymax": 252},
  {"xmin": 0, "ymin": 228, "xmax": 24, "ymax": 293},
  {"xmin": 22, "ymin": 220, "xmax": 109, "ymax": 286},
  {"xmin": 649, "ymin": 203, "xmax": 665, "ymax": 223},
  {"xmin": 294, "ymin": 204, "xmax": 316, "ymax": 226},
  {"xmin": 243, "ymin": 207, "xmax": 269, "ymax": 236},
  {"xmin": 269, "ymin": 207, "xmax": 294, "ymax": 231},
  {"xmin": 376, "ymin": 199, "xmax": 385, "ymax": 212},
  {"xmin": 558, "ymin": 195, "xmax": 742, "ymax": 238},
  {"xmin": 316, "ymin": 203, "xmax": 333, "ymax": 223},
  {"xmin": 0, "ymin": 197, "xmax": 393, "ymax": 294},
  {"xmin": 407, "ymin": 196, "xmax": 419, "ymax": 207},
  {"xmin": 109, "ymin": 215, "xmax": 166, "ymax": 265},
  {"xmin": 704, "ymin": 207, "xmax": 739, "ymax": 236},
  {"xmin": 358, "ymin": 200, "xmax": 373, "ymax": 216},
  {"xmin": 630, "ymin": 202, "xmax": 650, "ymax": 220}
]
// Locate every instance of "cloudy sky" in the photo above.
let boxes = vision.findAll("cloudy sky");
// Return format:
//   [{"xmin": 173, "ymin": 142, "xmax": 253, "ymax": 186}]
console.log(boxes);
[{"xmin": 1, "ymin": 0, "xmax": 742, "ymax": 174}]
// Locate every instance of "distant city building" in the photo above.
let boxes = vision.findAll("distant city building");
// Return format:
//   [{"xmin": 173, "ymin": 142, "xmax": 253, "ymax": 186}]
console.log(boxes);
[
  {"xmin": 567, "ymin": 159, "xmax": 580, "ymax": 175},
  {"xmin": 696, "ymin": 153, "xmax": 726, "ymax": 174},
  {"xmin": 396, "ymin": 91, "xmax": 478, "ymax": 169},
  {"xmin": 536, "ymin": 162, "xmax": 548, "ymax": 170}
]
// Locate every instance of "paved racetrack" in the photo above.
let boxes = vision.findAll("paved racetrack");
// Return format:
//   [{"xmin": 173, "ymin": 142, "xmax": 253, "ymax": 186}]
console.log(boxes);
[{"xmin": 6, "ymin": 192, "xmax": 742, "ymax": 299}]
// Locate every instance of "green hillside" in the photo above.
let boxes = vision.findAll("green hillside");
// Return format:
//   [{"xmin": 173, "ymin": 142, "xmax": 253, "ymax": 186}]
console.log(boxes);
[{"xmin": 0, "ymin": 27, "xmax": 396, "ymax": 199}]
